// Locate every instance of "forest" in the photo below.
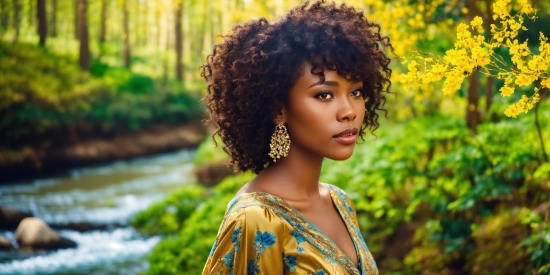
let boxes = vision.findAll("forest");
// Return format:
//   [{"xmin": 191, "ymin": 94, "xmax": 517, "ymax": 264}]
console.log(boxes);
[{"xmin": 0, "ymin": 0, "xmax": 549, "ymax": 274}]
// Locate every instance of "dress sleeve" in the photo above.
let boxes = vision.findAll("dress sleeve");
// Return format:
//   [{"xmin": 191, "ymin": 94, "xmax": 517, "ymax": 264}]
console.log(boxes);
[{"xmin": 202, "ymin": 206, "xmax": 286, "ymax": 275}]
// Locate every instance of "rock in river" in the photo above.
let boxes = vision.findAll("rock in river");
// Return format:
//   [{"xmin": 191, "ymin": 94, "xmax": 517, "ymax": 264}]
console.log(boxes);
[{"xmin": 15, "ymin": 217, "xmax": 77, "ymax": 251}]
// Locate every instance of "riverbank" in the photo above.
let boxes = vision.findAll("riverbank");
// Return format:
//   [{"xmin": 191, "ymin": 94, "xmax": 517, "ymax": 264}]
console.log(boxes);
[{"xmin": 0, "ymin": 121, "xmax": 208, "ymax": 183}]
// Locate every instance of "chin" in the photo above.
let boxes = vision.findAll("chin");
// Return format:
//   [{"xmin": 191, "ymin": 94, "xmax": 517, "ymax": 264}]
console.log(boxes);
[{"xmin": 325, "ymin": 150, "xmax": 355, "ymax": 161}]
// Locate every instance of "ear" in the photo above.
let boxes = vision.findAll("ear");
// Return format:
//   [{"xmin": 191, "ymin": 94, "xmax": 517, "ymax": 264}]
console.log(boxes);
[{"xmin": 271, "ymin": 105, "xmax": 287, "ymax": 125}]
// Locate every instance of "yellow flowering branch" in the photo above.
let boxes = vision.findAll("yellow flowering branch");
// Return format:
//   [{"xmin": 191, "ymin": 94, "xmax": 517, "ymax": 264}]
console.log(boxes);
[{"xmin": 398, "ymin": 0, "xmax": 549, "ymax": 118}]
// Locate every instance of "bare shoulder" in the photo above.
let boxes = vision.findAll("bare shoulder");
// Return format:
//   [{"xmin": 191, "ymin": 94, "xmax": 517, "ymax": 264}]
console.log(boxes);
[
  {"xmin": 236, "ymin": 179, "xmax": 263, "ymax": 195},
  {"xmin": 236, "ymin": 173, "xmax": 280, "ymax": 196}
]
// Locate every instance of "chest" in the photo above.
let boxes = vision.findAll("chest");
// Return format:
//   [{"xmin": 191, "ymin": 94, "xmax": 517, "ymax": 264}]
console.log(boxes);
[{"xmin": 299, "ymin": 201, "xmax": 359, "ymax": 267}]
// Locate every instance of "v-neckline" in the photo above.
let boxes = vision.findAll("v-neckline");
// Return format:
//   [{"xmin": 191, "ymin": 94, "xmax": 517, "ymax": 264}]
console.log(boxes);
[
  {"xmin": 323, "ymin": 185, "xmax": 362, "ymax": 272},
  {"xmin": 239, "ymin": 184, "xmax": 362, "ymax": 274}
]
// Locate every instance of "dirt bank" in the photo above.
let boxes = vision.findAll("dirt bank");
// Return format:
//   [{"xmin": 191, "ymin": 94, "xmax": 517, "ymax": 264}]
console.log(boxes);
[{"xmin": 0, "ymin": 122, "xmax": 208, "ymax": 183}]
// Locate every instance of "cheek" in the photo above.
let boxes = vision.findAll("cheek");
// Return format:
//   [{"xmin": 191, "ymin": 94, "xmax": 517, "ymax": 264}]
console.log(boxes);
[
  {"xmin": 356, "ymin": 101, "xmax": 366, "ymax": 121},
  {"xmin": 289, "ymin": 100, "xmax": 326, "ymax": 124}
]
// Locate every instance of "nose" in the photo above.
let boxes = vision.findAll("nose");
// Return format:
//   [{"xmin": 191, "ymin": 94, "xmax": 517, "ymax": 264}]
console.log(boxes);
[{"xmin": 337, "ymin": 96, "xmax": 358, "ymax": 122}]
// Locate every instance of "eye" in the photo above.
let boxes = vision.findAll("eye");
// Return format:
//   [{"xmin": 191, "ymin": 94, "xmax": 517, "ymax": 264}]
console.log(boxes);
[
  {"xmin": 315, "ymin": 91, "xmax": 334, "ymax": 101},
  {"xmin": 350, "ymin": 88, "xmax": 363, "ymax": 98}
]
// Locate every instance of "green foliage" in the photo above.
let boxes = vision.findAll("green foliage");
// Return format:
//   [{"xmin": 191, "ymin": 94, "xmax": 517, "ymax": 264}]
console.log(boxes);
[
  {"xmin": 143, "ymin": 173, "xmax": 253, "ymax": 275},
  {"xmin": 0, "ymin": 41, "xmax": 204, "ymax": 147},
  {"xmin": 320, "ymin": 104, "xmax": 550, "ymax": 274},
  {"xmin": 132, "ymin": 184, "xmax": 206, "ymax": 236},
  {"xmin": 193, "ymin": 135, "xmax": 230, "ymax": 166}
]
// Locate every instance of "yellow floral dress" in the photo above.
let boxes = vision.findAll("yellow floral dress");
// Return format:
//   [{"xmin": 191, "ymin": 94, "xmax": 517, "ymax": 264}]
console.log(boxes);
[{"xmin": 202, "ymin": 184, "xmax": 378, "ymax": 275}]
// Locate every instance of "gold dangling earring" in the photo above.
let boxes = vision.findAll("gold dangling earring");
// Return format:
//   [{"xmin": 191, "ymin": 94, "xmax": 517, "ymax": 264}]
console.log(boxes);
[{"xmin": 268, "ymin": 122, "xmax": 291, "ymax": 162}]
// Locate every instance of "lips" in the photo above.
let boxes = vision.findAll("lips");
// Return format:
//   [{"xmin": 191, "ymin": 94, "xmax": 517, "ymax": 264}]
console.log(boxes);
[
  {"xmin": 333, "ymin": 127, "xmax": 359, "ymax": 138},
  {"xmin": 333, "ymin": 127, "xmax": 359, "ymax": 145}
]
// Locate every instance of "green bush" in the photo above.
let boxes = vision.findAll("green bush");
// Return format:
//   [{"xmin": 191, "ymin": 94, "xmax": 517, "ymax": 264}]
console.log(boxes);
[
  {"xmin": 0, "ymin": 41, "xmax": 204, "ymax": 147},
  {"xmin": 132, "ymin": 184, "xmax": 207, "ymax": 236},
  {"xmin": 193, "ymin": 135, "xmax": 230, "ymax": 166},
  {"xmin": 144, "ymin": 173, "xmax": 254, "ymax": 275},
  {"xmin": 320, "ymin": 104, "xmax": 550, "ymax": 274}
]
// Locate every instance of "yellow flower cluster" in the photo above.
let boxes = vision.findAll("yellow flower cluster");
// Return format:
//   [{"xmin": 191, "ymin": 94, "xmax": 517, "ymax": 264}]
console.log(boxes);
[
  {"xmin": 504, "ymin": 93, "xmax": 541, "ymax": 118},
  {"xmin": 364, "ymin": 0, "xmax": 449, "ymax": 57},
  {"xmin": 400, "ymin": 17, "xmax": 491, "ymax": 95},
  {"xmin": 398, "ymin": 0, "xmax": 549, "ymax": 118},
  {"xmin": 365, "ymin": 1, "xmax": 416, "ymax": 57}
]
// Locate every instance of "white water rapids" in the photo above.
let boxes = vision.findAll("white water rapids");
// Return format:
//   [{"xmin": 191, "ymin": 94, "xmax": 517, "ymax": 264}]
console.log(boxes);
[{"xmin": 0, "ymin": 149, "xmax": 196, "ymax": 275}]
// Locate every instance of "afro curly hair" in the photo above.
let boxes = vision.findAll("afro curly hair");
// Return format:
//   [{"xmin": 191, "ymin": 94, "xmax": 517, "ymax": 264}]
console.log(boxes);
[{"xmin": 201, "ymin": 0, "xmax": 393, "ymax": 174}]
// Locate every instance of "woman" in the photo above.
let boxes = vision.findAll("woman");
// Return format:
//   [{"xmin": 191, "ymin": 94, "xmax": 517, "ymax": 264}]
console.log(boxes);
[{"xmin": 201, "ymin": 1, "xmax": 392, "ymax": 274}]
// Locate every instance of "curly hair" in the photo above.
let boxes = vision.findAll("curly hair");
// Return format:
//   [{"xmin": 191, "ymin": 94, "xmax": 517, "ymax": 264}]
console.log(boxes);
[{"xmin": 201, "ymin": 0, "xmax": 393, "ymax": 174}]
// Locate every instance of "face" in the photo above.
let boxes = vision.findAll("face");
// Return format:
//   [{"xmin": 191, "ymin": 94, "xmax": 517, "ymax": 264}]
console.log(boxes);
[{"xmin": 280, "ymin": 62, "xmax": 365, "ymax": 161}]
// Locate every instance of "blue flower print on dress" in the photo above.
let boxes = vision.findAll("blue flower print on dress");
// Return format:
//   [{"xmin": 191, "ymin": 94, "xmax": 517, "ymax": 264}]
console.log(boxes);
[
  {"xmin": 283, "ymin": 252, "xmax": 298, "ymax": 272},
  {"xmin": 253, "ymin": 230, "xmax": 276, "ymax": 253},
  {"xmin": 291, "ymin": 230, "xmax": 306, "ymax": 243},
  {"xmin": 231, "ymin": 226, "xmax": 242, "ymax": 252},
  {"xmin": 247, "ymin": 259, "xmax": 260, "ymax": 275},
  {"xmin": 291, "ymin": 230, "xmax": 306, "ymax": 254},
  {"xmin": 315, "ymin": 268, "xmax": 326, "ymax": 275},
  {"xmin": 223, "ymin": 252, "xmax": 234, "ymax": 269}
]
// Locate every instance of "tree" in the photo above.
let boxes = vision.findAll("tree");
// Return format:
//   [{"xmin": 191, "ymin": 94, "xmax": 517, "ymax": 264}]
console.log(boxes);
[
  {"xmin": 13, "ymin": 0, "xmax": 19, "ymax": 43},
  {"xmin": 0, "ymin": 0, "xmax": 9, "ymax": 35},
  {"xmin": 99, "ymin": 0, "xmax": 106, "ymax": 43},
  {"xmin": 122, "ymin": 0, "xmax": 131, "ymax": 68},
  {"xmin": 37, "ymin": 0, "xmax": 47, "ymax": 46},
  {"xmin": 175, "ymin": 0, "xmax": 183, "ymax": 82},
  {"xmin": 50, "ymin": 0, "xmax": 57, "ymax": 37},
  {"xmin": 77, "ymin": 0, "xmax": 89, "ymax": 70}
]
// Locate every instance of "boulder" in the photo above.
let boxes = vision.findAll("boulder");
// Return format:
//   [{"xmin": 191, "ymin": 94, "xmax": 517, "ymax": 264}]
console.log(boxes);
[
  {"xmin": 0, "ymin": 207, "xmax": 33, "ymax": 230},
  {"xmin": 15, "ymin": 217, "xmax": 77, "ymax": 251},
  {"xmin": 0, "ymin": 236, "xmax": 14, "ymax": 251},
  {"xmin": 194, "ymin": 161, "xmax": 237, "ymax": 187}
]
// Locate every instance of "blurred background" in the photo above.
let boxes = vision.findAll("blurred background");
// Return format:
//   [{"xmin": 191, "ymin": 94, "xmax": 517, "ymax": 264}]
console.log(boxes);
[{"xmin": 0, "ymin": 0, "xmax": 549, "ymax": 274}]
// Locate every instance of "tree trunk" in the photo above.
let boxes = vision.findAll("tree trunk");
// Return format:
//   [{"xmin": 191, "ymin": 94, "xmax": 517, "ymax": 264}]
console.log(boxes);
[
  {"xmin": 74, "ymin": 0, "xmax": 78, "ymax": 39},
  {"xmin": 466, "ymin": 72, "xmax": 481, "ymax": 133},
  {"xmin": 122, "ymin": 0, "xmax": 131, "ymax": 68},
  {"xmin": 175, "ymin": 1, "xmax": 183, "ymax": 82},
  {"xmin": 37, "ymin": 0, "xmax": 47, "ymax": 46},
  {"xmin": 162, "ymin": 23, "xmax": 170, "ymax": 84},
  {"xmin": 27, "ymin": 0, "xmax": 34, "ymax": 27},
  {"xmin": 99, "ymin": 0, "xmax": 106, "ymax": 43},
  {"xmin": 50, "ymin": 0, "xmax": 57, "ymax": 37},
  {"xmin": 13, "ymin": 0, "xmax": 19, "ymax": 43},
  {"xmin": 464, "ymin": 0, "xmax": 482, "ymax": 132},
  {"xmin": 77, "ymin": 0, "xmax": 89, "ymax": 71},
  {"xmin": 155, "ymin": 8, "xmax": 160, "ymax": 50},
  {"xmin": 0, "ymin": 0, "xmax": 8, "ymax": 35}
]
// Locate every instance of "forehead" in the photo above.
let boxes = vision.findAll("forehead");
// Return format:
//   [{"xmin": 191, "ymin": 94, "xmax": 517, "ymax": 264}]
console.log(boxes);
[{"xmin": 293, "ymin": 61, "xmax": 358, "ymax": 87}]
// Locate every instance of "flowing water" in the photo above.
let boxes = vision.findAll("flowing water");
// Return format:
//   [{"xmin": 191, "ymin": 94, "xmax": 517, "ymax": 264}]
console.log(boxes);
[{"xmin": 0, "ymin": 149, "xmax": 197, "ymax": 275}]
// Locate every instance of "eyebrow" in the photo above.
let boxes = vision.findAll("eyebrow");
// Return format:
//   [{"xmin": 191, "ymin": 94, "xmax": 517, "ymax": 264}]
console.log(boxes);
[{"xmin": 309, "ymin": 81, "xmax": 339, "ymax": 88}]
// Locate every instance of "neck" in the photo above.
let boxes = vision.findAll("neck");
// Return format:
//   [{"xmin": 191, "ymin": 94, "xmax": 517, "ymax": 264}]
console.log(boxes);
[{"xmin": 257, "ymin": 148, "xmax": 324, "ymax": 201}]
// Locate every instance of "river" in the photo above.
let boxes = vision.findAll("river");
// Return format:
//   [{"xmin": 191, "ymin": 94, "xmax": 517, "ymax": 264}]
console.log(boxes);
[{"xmin": 0, "ymin": 149, "xmax": 197, "ymax": 275}]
